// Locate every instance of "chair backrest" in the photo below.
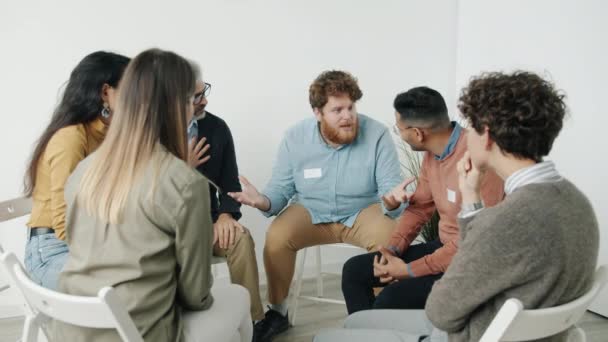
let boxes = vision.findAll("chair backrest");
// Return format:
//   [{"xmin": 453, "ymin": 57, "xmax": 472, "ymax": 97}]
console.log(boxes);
[
  {"xmin": 480, "ymin": 265, "xmax": 608, "ymax": 342},
  {"xmin": 0, "ymin": 197, "xmax": 32, "ymax": 223},
  {"xmin": 0, "ymin": 197, "xmax": 32, "ymax": 294},
  {"xmin": 0, "ymin": 197, "xmax": 32, "ymax": 253},
  {"xmin": 0, "ymin": 251, "xmax": 144, "ymax": 342}
]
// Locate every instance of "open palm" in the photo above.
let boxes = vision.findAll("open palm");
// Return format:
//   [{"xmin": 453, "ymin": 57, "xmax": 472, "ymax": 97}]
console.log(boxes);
[{"xmin": 228, "ymin": 176, "xmax": 265, "ymax": 209}]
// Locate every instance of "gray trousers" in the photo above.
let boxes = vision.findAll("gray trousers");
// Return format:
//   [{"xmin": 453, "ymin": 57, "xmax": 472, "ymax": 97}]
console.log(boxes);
[{"xmin": 313, "ymin": 310, "xmax": 447, "ymax": 342}]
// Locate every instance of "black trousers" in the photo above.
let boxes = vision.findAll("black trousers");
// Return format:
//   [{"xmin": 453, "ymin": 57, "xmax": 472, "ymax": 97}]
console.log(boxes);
[{"xmin": 342, "ymin": 240, "xmax": 444, "ymax": 314}]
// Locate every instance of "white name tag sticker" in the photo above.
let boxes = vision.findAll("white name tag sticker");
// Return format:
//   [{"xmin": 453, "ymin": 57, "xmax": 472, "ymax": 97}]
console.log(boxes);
[
  {"xmin": 447, "ymin": 189, "xmax": 457, "ymax": 203},
  {"xmin": 304, "ymin": 168, "xmax": 322, "ymax": 179}
]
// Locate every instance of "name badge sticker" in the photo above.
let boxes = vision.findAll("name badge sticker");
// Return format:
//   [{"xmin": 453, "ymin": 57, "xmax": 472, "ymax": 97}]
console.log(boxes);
[
  {"xmin": 447, "ymin": 188, "xmax": 456, "ymax": 203},
  {"xmin": 304, "ymin": 168, "xmax": 322, "ymax": 179}
]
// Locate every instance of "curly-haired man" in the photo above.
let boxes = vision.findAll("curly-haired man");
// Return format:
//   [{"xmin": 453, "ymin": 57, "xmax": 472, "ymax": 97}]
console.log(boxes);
[
  {"xmin": 425, "ymin": 71, "xmax": 599, "ymax": 341},
  {"xmin": 229, "ymin": 70, "xmax": 409, "ymax": 341}
]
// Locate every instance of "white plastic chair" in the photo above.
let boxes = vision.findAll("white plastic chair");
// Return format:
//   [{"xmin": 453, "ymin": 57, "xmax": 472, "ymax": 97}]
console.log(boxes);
[
  {"xmin": 480, "ymin": 265, "xmax": 608, "ymax": 342},
  {"xmin": 0, "ymin": 197, "xmax": 33, "ymax": 318},
  {"xmin": 0, "ymin": 244, "xmax": 8, "ymax": 293},
  {"xmin": 211, "ymin": 256, "xmax": 227, "ymax": 278},
  {"xmin": 0, "ymin": 197, "xmax": 33, "ymax": 277},
  {"xmin": 0, "ymin": 250, "xmax": 144, "ymax": 342},
  {"xmin": 289, "ymin": 243, "xmax": 365, "ymax": 325},
  {"xmin": 0, "ymin": 197, "xmax": 32, "ymax": 224}
]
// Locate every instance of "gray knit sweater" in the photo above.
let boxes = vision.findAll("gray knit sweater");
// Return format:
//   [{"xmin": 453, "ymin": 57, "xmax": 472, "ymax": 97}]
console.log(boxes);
[{"xmin": 426, "ymin": 179, "xmax": 599, "ymax": 342}]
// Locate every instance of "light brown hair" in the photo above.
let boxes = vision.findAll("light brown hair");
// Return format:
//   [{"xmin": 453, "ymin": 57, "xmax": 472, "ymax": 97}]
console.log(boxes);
[
  {"xmin": 309, "ymin": 70, "xmax": 362, "ymax": 110},
  {"xmin": 78, "ymin": 48, "xmax": 195, "ymax": 223}
]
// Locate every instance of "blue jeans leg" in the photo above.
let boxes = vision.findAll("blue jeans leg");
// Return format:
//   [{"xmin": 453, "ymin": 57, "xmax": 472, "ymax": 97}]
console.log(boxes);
[{"xmin": 24, "ymin": 232, "xmax": 69, "ymax": 291}]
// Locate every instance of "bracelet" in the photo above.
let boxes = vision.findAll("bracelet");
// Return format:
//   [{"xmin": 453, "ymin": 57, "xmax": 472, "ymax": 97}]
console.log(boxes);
[
  {"xmin": 406, "ymin": 263, "xmax": 415, "ymax": 277},
  {"xmin": 461, "ymin": 201, "xmax": 484, "ymax": 212}
]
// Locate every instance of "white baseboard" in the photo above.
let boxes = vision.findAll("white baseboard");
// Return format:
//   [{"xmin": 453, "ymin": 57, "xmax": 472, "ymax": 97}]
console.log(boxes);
[
  {"xmin": 261, "ymin": 261, "xmax": 345, "ymax": 286},
  {"xmin": 213, "ymin": 261, "xmax": 346, "ymax": 287},
  {"xmin": 0, "ymin": 285, "xmax": 26, "ymax": 319},
  {"xmin": 589, "ymin": 290, "xmax": 608, "ymax": 318},
  {"xmin": 0, "ymin": 304, "xmax": 24, "ymax": 319}
]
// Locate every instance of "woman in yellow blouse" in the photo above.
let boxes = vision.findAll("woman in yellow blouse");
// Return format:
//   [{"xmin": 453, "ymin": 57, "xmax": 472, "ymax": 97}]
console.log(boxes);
[{"xmin": 23, "ymin": 51, "xmax": 130, "ymax": 290}]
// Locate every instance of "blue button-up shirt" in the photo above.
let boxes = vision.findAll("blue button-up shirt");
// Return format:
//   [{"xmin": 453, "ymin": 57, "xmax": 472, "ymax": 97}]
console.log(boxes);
[{"xmin": 262, "ymin": 114, "xmax": 405, "ymax": 227}]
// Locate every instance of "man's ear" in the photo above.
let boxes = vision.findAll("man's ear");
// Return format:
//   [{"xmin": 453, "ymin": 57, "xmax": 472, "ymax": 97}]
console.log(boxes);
[
  {"xmin": 313, "ymin": 108, "xmax": 322, "ymax": 121},
  {"xmin": 482, "ymin": 126, "xmax": 493, "ymax": 150},
  {"xmin": 414, "ymin": 127, "xmax": 425, "ymax": 144}
]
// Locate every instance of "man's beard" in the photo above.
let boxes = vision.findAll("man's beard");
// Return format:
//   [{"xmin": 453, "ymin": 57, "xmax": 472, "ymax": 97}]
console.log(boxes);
[
  {"xmin": 194, "ymin": 105, "xmax": 206, "ymax": 117},
  {"xmin": 320, "ymin": 118, "xmax": 358, "ymax": 145}
]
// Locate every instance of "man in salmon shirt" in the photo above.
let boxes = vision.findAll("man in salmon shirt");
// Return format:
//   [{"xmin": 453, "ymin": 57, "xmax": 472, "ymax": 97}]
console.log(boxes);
[{"xmin": 341, "ymin": 86, "xmax": 505, "ymax": 314}]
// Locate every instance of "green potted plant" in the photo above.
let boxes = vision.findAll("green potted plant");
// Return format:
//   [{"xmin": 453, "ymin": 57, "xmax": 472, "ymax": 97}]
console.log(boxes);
[{"xmin": 390, "ymin": 125, "xmax": 439, "ymax": 243}]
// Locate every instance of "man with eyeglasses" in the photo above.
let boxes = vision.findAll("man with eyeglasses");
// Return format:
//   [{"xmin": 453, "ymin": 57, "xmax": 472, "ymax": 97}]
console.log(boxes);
[
  {"xmin": 339, "ymin": 86, "xmax": 504, "ymax": 316},
  {"xmin": 187, "ymin": 62, "xmax": 265, "ymax": 324}
]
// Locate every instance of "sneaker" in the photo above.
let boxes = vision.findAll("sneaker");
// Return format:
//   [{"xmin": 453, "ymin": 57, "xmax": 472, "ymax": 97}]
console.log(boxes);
[{"xmin": 252, "ymin": 306, "xmax": 290, "ymax": 342}]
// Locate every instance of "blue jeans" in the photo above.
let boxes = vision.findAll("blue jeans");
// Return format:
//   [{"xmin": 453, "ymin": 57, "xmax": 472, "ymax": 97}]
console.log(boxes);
[{"xmin": 24, "ymin": 231, "xmax": 69, "ymax": 290}]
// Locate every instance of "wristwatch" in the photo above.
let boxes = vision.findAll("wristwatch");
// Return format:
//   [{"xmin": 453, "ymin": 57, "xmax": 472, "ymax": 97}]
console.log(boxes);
[
  {"xmin": 388, "ymin": 245, "xmax": 400, "ymax": 256},
  {"xmin": 461, "ymin": 201, "xmax": 484, "ymax": 212}
]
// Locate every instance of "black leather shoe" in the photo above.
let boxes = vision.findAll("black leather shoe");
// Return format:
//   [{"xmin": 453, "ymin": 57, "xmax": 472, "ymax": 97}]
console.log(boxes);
[{"xmin": 253, "ymin": 307, "xmax": 290, "ymax": 342}]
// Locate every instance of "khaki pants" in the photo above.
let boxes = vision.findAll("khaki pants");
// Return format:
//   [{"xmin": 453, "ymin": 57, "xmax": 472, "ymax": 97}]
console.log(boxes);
[
  {"xmin": 214, "ymin": 228, "xmax": 264, "ymax": 321},
  {"xmin": 264, "ymin": 203, "xmax": 397, "ymax": 304}
]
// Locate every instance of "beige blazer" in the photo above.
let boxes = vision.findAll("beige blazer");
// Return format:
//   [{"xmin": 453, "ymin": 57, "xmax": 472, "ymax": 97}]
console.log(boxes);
[{"xmin": 54, "ymin": 149, "xmax": 214, "ymax": 342}]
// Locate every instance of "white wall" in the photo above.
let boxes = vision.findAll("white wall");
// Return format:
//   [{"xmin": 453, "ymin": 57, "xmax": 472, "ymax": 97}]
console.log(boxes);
[
  {"xmin": 456, "ymin": 0, "xmax": 608, "ymax": 316},
  {"xmin": 2, "ymin": 0, "xmax": 605, "ymax": 319},
  {"xmin": 0, "ymin": 0, "xmax": 459, "ymax": 308}
]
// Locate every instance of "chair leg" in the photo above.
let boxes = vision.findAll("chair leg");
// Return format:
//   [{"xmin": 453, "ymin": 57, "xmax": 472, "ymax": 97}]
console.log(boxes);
[
  {"xmin": 212, "ymin": 264, "xmax": 218, "ymax": 278},
  {"xmin": 568, "ymin": 326, "xmax": 586, "ymax": 342},
  {"xmin": 21, "ymin": 314, "xmax": 41, "ymax": 342},
  {"xmin": 289, "ymin": 248, "xmax": 307, "ymax": 326},
  {"xmin": 238, "ymin": 305, "xmax": 253, "ymax": 342},
  {"xmin": 315, "ymin": 246, "xmax": 323, "ymax": 298}
]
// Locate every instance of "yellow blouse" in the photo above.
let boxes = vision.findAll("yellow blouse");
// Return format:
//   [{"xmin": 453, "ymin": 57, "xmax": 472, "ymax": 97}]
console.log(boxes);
[{"xmin": 27, "ymin": 118, "xmax": 107, "ymax": 240}]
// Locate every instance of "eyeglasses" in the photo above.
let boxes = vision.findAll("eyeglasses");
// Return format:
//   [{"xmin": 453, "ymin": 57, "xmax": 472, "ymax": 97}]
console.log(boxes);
[{"xmin": 193, "ymin": 82, "xmax": 211, "ymax": 105}]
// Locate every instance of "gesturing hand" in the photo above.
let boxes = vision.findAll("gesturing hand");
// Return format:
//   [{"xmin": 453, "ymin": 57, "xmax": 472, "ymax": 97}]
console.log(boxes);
[
  {"xmin": 227, "ymin": 176, "xmax": 271, "ymax": 211},
  {"xmin": 381, "ymin": 177, "xmax": 415, "ymax": 210},
  {"xmin": 188, "ymin": 137, "xmax": 211, "ymax": 168}
]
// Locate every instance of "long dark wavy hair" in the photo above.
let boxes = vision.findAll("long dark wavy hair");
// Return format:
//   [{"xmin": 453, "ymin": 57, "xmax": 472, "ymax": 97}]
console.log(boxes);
[{"xmin": 24, "ymin": 51, "xmax": 130, "ymax": 196}]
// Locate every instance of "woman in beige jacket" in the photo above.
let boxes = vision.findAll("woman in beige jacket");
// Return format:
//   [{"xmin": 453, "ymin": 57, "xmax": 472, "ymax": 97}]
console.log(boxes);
[{"xmin": 54, "ymin": 49, "xmax": 251, "ymax": 342}]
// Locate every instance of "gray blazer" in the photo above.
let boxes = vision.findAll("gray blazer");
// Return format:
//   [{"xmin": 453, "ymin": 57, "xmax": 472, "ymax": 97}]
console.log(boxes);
[{"xmin": 54, "ymin": 149, "xmax": 214, "ymax": 342}]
